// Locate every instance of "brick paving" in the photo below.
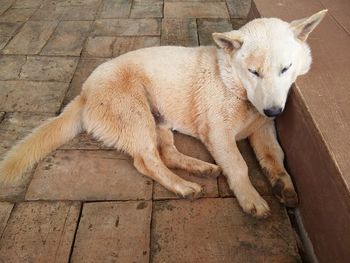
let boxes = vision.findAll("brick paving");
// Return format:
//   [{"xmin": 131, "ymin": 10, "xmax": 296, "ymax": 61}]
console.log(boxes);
[{"xmin": 0, "ymin": 0, "xmax": 301, "ymax": 262}]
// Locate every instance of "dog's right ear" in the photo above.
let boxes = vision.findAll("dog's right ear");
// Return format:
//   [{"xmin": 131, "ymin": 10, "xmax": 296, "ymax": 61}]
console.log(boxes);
[{"xmin": 212, "ymin": 32, "xmax": 243, "ymax": 54}]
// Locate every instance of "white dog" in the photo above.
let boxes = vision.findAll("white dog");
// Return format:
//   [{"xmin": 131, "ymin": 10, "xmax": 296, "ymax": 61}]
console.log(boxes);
[{"xmin": 0, "ymin": 10, "xmax": 327, "ymax": 218}]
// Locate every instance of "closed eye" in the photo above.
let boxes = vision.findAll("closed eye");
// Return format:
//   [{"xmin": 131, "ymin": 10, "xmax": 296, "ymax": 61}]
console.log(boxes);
[
  {"xmin": 281, "ymin": 63, "xmax": 292, "ymax": 74},
  {"xmin": 248, "ymin": 68, "xmax": 261, "ymax": 78}
]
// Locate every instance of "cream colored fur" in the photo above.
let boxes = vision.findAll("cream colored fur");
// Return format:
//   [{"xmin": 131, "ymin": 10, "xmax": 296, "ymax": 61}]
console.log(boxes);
[{"xmin": 0, "ymin": 10, "xmax": 327, "ymax": 218}]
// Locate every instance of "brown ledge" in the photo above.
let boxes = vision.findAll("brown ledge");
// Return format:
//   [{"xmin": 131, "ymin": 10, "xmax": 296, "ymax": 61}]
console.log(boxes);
[{"xmin": 249, "ymin": 0, "xmax": 350, "ymax": 262}]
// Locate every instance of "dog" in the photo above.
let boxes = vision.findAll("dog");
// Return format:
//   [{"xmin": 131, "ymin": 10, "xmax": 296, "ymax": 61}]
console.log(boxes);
[{"xmin": 0, "ymin": 10, "xmax": 327, "ymax": 218}]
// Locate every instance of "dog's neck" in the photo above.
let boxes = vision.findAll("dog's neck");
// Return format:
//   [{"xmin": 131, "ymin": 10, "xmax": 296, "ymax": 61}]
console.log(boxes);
[{"xmin": 216, "ymin": 49, "xmax": 248, "ymax": 101}]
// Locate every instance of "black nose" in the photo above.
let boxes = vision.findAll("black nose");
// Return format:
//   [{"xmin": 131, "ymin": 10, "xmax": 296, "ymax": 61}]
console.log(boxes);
[{"xmin": 263, "ymin": 107, "xmax": 283, "ymax": 117}]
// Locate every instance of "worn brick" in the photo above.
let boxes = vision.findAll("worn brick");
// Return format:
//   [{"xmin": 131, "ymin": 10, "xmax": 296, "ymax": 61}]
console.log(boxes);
[
  {"xmin": 226, "ymin": 0, "xmax": 251, "ymax": 18},
  {"xmin": 164, "ymin": 2, "xmax": 229, "ymax": 18},
  {"xmin": 45, "ymin": 0, "xmax": 101, "ymax": 7},
  {"xmin": 63, "ymin": 58, "xmax": 106, "ymax": 105},
  {"xmin": 20, "ymin": 56, "xmax": 78, "ymax": 82},
  {"xmin": 41, "ymin": 21, "xmax": 91, "ymax": 56},
  {"xmin": 71, "ymin": 201, "xmax": 151, "ymax": 263},
  {"xmin": 130, "ymin": 0, "xmax": 163, "ymax": 18},
  {"xmin": 0, "ymin": 201, "xmax": 80, "ymax": 263},
  {"xmin": 0, "ymin": 8, "xmax": 36, "ymax": 22},
  {"xmin": 83, "ymin": 36, "xmax": 115, "ymax": 57},
  {"xmin": 0, "ymin": 21, "xmax": 22, "ymax": 36},
  {"xmin": 26, "ymin": 150, "xmax": 153, "ymax": 200},
  {"xmin": 0, "ymin": 81, "xmax": 68, "ymax": 112},
  {"xmin": 99, "ymin": 0, "xmax": 132, "ymax": 19},
  {"xmin": 61, "ymin": 132, "xmax": 111, "ymax": 150},
  {"xmin": 0, "ymin": 0, "xmax": 14, "ymax": 16},
  {"xmin": 0, "ymin": 112, "xmax": 54, "ymax": 200},
  {"xmin": 0, "ymin": 36, "xmax": 11, "ymax": 49},
  {"xmin": 12, "ymin": 0, "xmax": 44, "ymax": 9},
  {"xmin": 231, "ymin": 18, "xmax": 247, "ymax": 29},
  {"xmin": 151, "ymin": 198, "xmax": 300, "ymax": 262},
  {"xmin": 173, "ymin": 133, "xmax": 214, "ymax": 163},
  {"xmin": 218, "ymin": 140, "xmax": 271, "ymax": 197},
  {"xmin": 0, "ymin": 112, "xmax": 54, "ymax": 159},
  {"xmin": 197, "ymin": 18, "xmax": 233, "ymax": 46},
  {"xmin": 161, "ymin": 19, "xmax": 198, "ymax": 46},
  {"xmin": 92, "ymin": 18, "xmax": 161, "ymax": 36},
  {"xmin": 0, "ymin": 202, "xmax": 13, "ymax": 235},
  {"xmin": 2, "ymin": 21, "xmax": 58, "ymax": 55},
  {"xmin": 62, "ymin": 5, "xmax": 98, "ymax": 20},
  {"xmin": 30, "ymin": 5, "xmax": 66, "ymax": 21},
  {"xmin": 113, "ymin": 36, "xmax": 160, "ymax": 56},
  {"xmin": 0, "ymin": 55, "xmax": 26, "ymax": 80}
]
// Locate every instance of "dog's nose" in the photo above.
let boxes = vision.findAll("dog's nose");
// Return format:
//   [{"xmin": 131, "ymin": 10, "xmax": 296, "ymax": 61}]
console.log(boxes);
[{"xmin": 263, "ymin": 107, "xmax": 283, "ymax": 117}]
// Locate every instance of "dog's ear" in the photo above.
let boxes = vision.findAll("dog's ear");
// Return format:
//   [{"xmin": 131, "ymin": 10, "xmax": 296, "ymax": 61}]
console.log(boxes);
[
  {"xmin": 212, "ymin": 32, "xmax": 243, "ymax": 54},
  {"xmin": 290, "ymin": 9, "xmax": 328, "ymax": 41}
]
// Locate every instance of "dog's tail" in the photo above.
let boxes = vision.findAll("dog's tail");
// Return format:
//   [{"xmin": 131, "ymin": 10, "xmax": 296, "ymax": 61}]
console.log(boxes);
[{"xmin": 0, "ymin": 95, "xmax": 86, "ymax": 184}]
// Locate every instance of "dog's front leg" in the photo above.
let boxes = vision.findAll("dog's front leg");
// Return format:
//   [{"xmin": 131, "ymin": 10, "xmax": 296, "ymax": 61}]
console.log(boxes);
[
  {"xmin": 249, "ymin": 120, "xmax": 298, "ymax": 207},
  {"xmin": 205, "ymin": 127, "xmax": 270, "ymax": 218}
]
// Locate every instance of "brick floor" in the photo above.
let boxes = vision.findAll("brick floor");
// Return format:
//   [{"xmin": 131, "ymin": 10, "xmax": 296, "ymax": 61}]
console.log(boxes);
[{"xmin": 0, "ymin": 0, "xmax": 302, "ymax": 262}]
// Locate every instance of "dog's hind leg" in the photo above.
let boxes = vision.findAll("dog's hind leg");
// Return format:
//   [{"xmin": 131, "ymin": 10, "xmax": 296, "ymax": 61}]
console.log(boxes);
[
  {"xmin": 156, "ymin": 126, "xmax": 221, "ymax": 178},
  {"xmin": 249, "ymin": 120, "xmax": 298, "ymax": 207},
  {"xmin": 83, "ymin": 72, "xmax": 203, "ymax": 198}
]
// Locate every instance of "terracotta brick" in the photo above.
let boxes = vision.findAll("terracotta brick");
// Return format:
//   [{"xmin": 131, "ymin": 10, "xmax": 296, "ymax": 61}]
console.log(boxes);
[
  {"xmin": 113, "ymin": 36, "xmax": 160, "ymax": 56},
  {"xmin": 0, "ymin": 0, "xmax": 14, "ymax": 16},
  {"xmin": 0, "ymin": 112, "xmax": 54, "ymax": 201},
  {"xmin": 30, "ymin": 5, "xmax": 66, "ymax": 21},
  {"xmin": 71, "ymin": 201, "xmax": 151, "ymax": 262},
  {"xmin": 151, "ymin": 198, "xmax": 301, "ymax": 262},
  {"xmin": 26, "ymin": 150, "xmax": 153, "ymax": 201},
  {"xmin": 0, "ymin": 55, "xmax": 26, "ymax": 80},
  {"xmin": 62, "ymin": 5, "xmax": 98, "ymax": 20},
  {"xmin": 98, "ymin": 0, "xmax": 132, "ymax": 19},
  {"xmin": 82, "ymin": 36, "xmax": 115, "ymax": 57},
  {"xmin": 92, "ymin": 18, "xmax": 161, "ymax": 36},
  {"xmin": 0, "ymin": 202, "xmax": 13, "ymax": 235},
  {"xmin": 41, "ymin": 21, "xmax": 92, "ymax": 56},
  {"xmin": 63, "ymin": 58, "xmax": 106, "ymax": 106},
  {"xmin": 130, "ymin": 0, "xmax": 163, "ymax": 18},
  {"xmin": 0, "ymin": 81, "xmax": 68, "ymax": 112},
  {"xmin": 0, "ymin": 201, "xmax": 81, "ymax": 263},
  {"xmin": 2, "ymin": 21, "xmax": 58, "ymax": 55},
  {"xmin": 0, "ymin": 21, "xmax": 22, "ymax": 36},
  {"xmin": 20, "ymin": 56, "xmax": 78, "ymax": 82},
  {"xmin": 226, "ymin": 0, "xmax": 251, "ymax": 18},
  {"xmin": 164, "ymin": 2, "xmax": 229, "ymax": 18},
  {"xmin": 0, "ymin": 8, "xmax": 36, "ymax": 22},
  {"xmin": 12, "ymin": 0, "xmax": 44, "ymax": 9},
  {"xmin": 161, "ymin": 19, "xmax": 198, "ymax": 46},
  {"xmin": 197, "ymin": 18, "xmax": 233, "ymax": 46},
  {"xmin": 218, "ymin": 140, "xmax": 271, "ymax": 197}
]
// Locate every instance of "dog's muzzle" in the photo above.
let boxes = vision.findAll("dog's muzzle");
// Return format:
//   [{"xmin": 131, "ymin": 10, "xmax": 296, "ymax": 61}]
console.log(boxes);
[{"xmin": 263, "ymin": 107, "xmax": 283, "ymax": 117}]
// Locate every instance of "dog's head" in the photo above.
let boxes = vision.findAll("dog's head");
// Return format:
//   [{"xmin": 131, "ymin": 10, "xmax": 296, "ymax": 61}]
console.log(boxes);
[{"xmin": 213, "ymin": 10, "xmax": 327, "ymax": 117}]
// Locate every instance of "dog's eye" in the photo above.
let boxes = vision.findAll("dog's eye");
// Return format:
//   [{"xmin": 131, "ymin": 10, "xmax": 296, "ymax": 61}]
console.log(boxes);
[
  {"xmin": 281, "ymin": 63, "xmax": 292, "ymax": 74},
  {"xmin": 248, "ymin": 69, "xmax": 260, "ymax": 78}
]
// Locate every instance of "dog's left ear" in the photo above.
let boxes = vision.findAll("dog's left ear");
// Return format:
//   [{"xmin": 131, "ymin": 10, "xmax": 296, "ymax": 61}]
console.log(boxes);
[
  {"xmin": 212, "ymin": 31, "xmax": 243, "ymax": 54},
  {"xmin": 290, "ymin": 9, "xmax": 328, "ymax": 41}
]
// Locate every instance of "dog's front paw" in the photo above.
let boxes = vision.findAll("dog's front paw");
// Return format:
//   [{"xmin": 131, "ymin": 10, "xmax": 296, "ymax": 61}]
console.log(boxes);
[
  {"xmin": 236, "ymin": 189, "xmax": 270, "ymax": 218},
  {"xmin": 272, "ymin": 178, "xmax": 299, "ymax": 207},
  {"xmin": 175, "ymin": 181, "xmax": 203, "ymax": 199}
]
